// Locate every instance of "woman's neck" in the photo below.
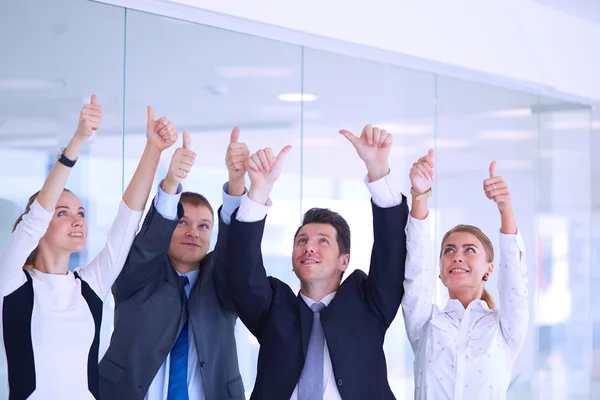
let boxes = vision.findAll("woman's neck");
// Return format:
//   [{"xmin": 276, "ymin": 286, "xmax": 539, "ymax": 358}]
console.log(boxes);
[{"xmin": 32, "ymin": 246, "xmax": 71, "ymax": 275}]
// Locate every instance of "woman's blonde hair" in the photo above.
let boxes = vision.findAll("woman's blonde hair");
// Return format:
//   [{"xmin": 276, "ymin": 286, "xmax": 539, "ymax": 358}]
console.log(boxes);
[
  {"xmin": 12, "ymin": 189, "xmax": 73, "ymax": 269},
  {"xmin": 440, "ymin": 224, "xmax": 495, "ymax": 309}
]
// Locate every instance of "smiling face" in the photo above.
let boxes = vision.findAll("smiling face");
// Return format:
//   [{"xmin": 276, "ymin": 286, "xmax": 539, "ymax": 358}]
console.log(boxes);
[
  {"xmin": 38, "ymin": 191, "xmax": 88, "ymax": 254},
  {"xmin": 439, "ymin": 226, "xmax": 494, "ymax": 292},
  {"xmin": 292, "ymin": 223, "xmax": 349, "ymax": 284},
  {"xmin": 168, "ymin": 202, "xmax": 213, "ymax": 270}
]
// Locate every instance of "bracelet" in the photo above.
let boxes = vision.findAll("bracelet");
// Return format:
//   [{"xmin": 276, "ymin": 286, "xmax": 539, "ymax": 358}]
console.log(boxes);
[{"xmin": 410, "ymin": 187, "xmax": 432, "ymax": 201}]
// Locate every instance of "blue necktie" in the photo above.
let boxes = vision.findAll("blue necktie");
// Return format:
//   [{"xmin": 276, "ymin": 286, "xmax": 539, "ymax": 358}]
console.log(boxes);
[
  {"xmin": 168, "ymin": 275, "xmax": 190, "ymax": 400},
  {"xmin": 298, "ymin": 302, "xmax": 326, "ymax": 400}
]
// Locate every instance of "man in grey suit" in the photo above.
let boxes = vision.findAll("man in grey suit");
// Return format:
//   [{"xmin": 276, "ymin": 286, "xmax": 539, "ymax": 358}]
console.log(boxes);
[{"xmin": 99, "ymin": 128, "xmax": 249, "ymax": 400}]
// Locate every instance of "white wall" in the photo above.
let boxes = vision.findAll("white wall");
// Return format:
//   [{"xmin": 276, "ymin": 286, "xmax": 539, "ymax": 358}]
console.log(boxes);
[{"xmin": 100, "ymin": 0, "xmax": 600, "ymax": 102}]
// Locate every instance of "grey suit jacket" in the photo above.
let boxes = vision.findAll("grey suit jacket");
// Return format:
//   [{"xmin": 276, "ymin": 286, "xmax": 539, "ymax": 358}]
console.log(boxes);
[{"xmin": 98, "ymin": 201, "xmax": 244, "ymax": 400}]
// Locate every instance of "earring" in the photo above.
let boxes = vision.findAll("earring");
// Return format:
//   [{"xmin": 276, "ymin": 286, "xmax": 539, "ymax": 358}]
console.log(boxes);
[{"xmin": 483, "ymin": 273, "xmax": 489, "ymax": 281}]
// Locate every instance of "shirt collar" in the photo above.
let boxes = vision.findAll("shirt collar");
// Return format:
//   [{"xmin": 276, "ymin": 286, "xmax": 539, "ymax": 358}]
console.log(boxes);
[{"xmin": 300, "ymin": 291, "xmax": 337, "ymax": 308}]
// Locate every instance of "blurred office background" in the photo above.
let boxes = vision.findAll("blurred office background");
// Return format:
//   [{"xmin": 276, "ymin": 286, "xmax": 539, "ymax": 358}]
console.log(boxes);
[{"xmin": 0, "ymin": 0, "xmax": 598, "ymax": 398}]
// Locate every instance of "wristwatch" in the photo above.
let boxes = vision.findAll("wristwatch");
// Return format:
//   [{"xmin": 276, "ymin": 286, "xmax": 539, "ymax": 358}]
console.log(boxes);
[
  {"xmin": 410, "ymin": 187, "xmax": 432, "ymax": 201},
  {"xmin": 57, "ymin": 147, "xmax": 77, "ymax": 168}
]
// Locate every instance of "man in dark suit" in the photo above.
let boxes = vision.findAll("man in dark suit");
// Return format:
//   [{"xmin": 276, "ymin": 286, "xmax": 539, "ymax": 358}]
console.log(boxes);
[
  {"xmin": 99, "ymin": 128, "xmax": 249, "ymax": 400},
  {"xmin": 217, "ymin": 125, "xmax": 409, "ymax": 399}
]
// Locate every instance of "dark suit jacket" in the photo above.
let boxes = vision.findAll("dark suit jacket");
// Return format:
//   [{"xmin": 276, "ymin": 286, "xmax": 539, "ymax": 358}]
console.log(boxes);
[
  {"xmin": 98, "ymin": 201, "xmax": 244, "ymax": 400},
  {"xmin": 216, "ymin": 198, "xmax": 409, "ymax": 400}
]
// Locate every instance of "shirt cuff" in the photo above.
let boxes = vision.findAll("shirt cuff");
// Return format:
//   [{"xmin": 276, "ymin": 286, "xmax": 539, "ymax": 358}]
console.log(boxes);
[
  {"xmin": 154, "ymin": 180, "xmax": 182, "ymax": 220},
  {"xmin": 236, "ymin": 193, "xmax": 272, "ymax": 223},
  {"xmin": 364, "ymin": 171, "xmax": 404, "ymax": 208},
  {"xmin": 221, "ymin": 182, "xmax": 246, "ymax": 225}
]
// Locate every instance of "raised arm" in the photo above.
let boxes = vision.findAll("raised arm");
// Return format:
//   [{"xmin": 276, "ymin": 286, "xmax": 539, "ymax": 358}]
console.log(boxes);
[
  {"xmin": 402, "ymin": 150, "xmax": 437, "ymax": 351},
  {"xmin": 484, "ymin": 161, "xmax": 529, "ymax": 356},
  {"xmin": 78, "ymin": 107, "xmax": 178, "ymax": 300},
  {"xmin": 340, "ymin": 125, "xmax": 409, "ymax": 328},
  {"xmin": 219, "ymin": 143, "xmax": 292, "ymax": 337},
  {"xmin": 0, "ymin": 95, "xmax": 99, "ymax": 295},
  {"xmin": 213, "ymin": 127, "xmax": 249, "ymax": 313},
  {"xmin": 112, "ymin": 130, "xmax": 195, "ymax": 302}
]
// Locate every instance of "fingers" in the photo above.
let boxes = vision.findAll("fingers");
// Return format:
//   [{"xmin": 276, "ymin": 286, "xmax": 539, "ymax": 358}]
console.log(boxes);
[
  {"xmin": 257, "ymin": 148, "xmax": 271, "ymax": 171},
  {"xmin": 230, "ymin": 126, "xmax": 240, "ymax": 144},
  {"xmin": 90, "ymin": 94, "xmax": 98, "ymax": 105},
  {"xmin": 378, "ymin": 129, "xmax": 393, "ymax": 148},
  {"xmin": 489, "ymin": 160, "xmax": 497, "ymax": 178},
  {"xmin": 147, "ymin": 105, "xmax": 155, "ymax": 124},
  {"xmin": 339, "ymin": 129, "xmax": 360, "ymax": 147},
  {"xmin": 182, "ymin": 130, "xmax": 191, "ymax": 149},
  {"xmin": 372, "ymin": 127, "xmax": 380, "ymax": 147},
  {"xmin": 363, "ymin": 124, "xmax": 374, "ymax": 146}
]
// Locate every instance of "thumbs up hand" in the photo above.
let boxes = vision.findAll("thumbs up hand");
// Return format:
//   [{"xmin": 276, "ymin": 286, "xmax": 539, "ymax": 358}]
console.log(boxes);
[
  {"xmin": 483, "ymin": 160, "xmax": 512, "ymax": 213},
  {"xmin": 163, "ymin": 131, "xmax": 196, "ymax": 194},
  {"xmin": 74, "ymin": 94, "xmax": 103, "ymax": 140},
  {"xmin": 146, "ymin": 106, "xmax": 178, "ymax": 152},
  {"xmin": 340, "ymin": 124, "xmax": 393, "ymax": 182},
  {"xmin": 225, "ymin": 126, "xmax": 250, "ymax": 181}
]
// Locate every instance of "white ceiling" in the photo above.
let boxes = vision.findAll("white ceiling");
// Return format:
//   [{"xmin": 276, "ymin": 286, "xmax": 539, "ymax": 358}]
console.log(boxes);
[{"xmin": 534, "ymin": 0, "xmax": 600, "ymax": 24}]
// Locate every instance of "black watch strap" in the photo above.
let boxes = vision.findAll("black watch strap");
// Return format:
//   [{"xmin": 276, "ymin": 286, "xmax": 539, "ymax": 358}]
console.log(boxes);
[{"xmin": 57, "ymin": 147, "xmax": 77, "ymax": 168}]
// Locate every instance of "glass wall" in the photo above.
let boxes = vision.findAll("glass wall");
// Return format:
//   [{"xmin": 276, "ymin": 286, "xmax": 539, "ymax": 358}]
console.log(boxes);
[{"xmin": 0, "ymin": 0, "xmax": 595, "ymax": 398}]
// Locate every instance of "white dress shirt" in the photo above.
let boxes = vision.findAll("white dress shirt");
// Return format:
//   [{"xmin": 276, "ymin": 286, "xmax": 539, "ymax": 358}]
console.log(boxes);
[
  {"xmin": 145, "ymin": 182, "xmax": 243, "ymax": 400},
  {"xmin": 402, "ymin": 215, "xmax": 529, "ymax": 400},
  {"xmin": 234, "ymin": 172, "xmax": 403, "ymax": 400}
]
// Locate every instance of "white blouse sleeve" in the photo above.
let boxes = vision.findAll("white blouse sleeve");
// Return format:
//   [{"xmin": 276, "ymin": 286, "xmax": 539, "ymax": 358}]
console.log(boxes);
[
  {"xmin": 76, "ymin": 200, "xmax": 143, "ymax": 300},
  {"xmin": 497, "ymin": 229, "xmax": 529, "ymax": 357},
  {"xmin": 0, "ymin": 200, "xmax": 53, "ymax": 295},
  {"xmin": 401, "ymin": 214, "xmax": 436, "ymax": 353}
]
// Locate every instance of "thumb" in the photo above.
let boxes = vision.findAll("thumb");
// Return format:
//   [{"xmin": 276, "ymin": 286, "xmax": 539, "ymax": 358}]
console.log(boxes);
[
  {"xmin": 339, "ymin": 129, "xmax": 360, "ymax": 147},
  {"xmin": 274, "ymin": 145, "xmax": 292, "ymax": 166},
  {"xmin": 489, "ymin": 160, "xmax": 497, "ymax": 178},
  {"xmin": 182, "ymin": 130, "xmax": 191, "ymax": 150},
  {"xmin": 428, "ymin": 149, "xmax": 435, "ymax": 159},
  {"xmin": 90, "ymin": 94, "xmax": 98, "ymax": 105},
  {"xmin": 230, "ymin": 126, "xmax": 240, "ymax": 144},
  {"xmin": 147, "ymin": 106, "xmax": 155, "ymax": 125}
]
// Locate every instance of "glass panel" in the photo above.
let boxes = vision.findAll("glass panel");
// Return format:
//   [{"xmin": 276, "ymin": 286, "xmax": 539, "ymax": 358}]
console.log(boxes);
[
  {"xmin": 535, "ymin": 104, "xmax": 592, "ymax": 400},
  {"xmin": 302, "ymin": 47, "xmax": 436, "ymax": 398},
  {"xmin": 0, "ymin": 0, "xmax": 126, "ymax": 394},
  {"xmin": 123, "ymin": 10, "xmax": 303, "ymax": 395}
]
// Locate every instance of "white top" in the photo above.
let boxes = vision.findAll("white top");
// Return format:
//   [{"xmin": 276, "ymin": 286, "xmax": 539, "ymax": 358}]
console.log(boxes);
[
  {"xmin": 0, "ymin": 199, "xmax": 142, "ymax": 399},
  {"xmin": 234, "ymin": 172, "xmax": 403, "ymax": 400},
  {"xmin": 401, "ymin": 215, "xmax": 529, "ymax": 400},
  {"xmin": 145, "ymin": 183, "xmax": 243, "ymax": 400}
]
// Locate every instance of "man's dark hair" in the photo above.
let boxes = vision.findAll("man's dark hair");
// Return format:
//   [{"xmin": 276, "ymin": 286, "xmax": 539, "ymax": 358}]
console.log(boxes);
[
  {"xmin": 180, "ymin": 192, "xmax": 214, "ymax": 221},
  {"xmin": 294, "ymin": 208, "xmax": 351, "ymax": 280}
]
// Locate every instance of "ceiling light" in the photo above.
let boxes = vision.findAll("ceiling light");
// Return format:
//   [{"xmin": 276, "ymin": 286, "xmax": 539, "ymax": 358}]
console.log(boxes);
[
  {"xmin": 278, "ymin": 93, "xmax": 317, "ymax": 102},
  {"xmin": 0, "ymin": 79, "xmax": 66, "ymax": 90},
  {"xmin": 481, "ymin": 108, "xmax": 532, "ymax": 118},
  {"xmin": 476, "ymin": 129, "xmax": 537, "ymax": 141},
  {"xmin": 424, "ymin": 139, "xmax": 472, "ymax": 149}
]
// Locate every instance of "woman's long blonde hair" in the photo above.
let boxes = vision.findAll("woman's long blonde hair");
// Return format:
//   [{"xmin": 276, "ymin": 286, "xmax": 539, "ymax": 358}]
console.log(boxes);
[
  {"xmin": 440, "ymin": 224, "xmax": 495, "ymax": 309},
  {"xmin": 12, "ymin": 189, "xmax": 73, "ymax": 269}
]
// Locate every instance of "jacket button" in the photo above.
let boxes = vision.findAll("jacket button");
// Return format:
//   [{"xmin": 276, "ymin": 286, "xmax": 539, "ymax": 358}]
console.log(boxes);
[
  {"xmin": 200, "ymin": 361, "xmax": 205, "ymax": 368},
  {"xmin": 337, "ymin": 379, "xmax": 343, "ymax": 386}
]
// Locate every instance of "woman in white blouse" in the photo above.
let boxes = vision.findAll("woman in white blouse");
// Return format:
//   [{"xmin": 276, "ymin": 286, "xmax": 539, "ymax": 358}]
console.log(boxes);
[
  {"xmin": 402, "ymin": 150, "xmax": 529, "ymax": 400},
  {"xmin": 0, "ymin": 95, "xmax": 178, "ymax": 399}
]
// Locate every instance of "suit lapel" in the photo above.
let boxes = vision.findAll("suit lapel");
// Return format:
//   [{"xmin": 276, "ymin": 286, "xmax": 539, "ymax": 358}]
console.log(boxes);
[{"xmin": 297, "ymin": 293, "xmax": 313, "ymax": 357}]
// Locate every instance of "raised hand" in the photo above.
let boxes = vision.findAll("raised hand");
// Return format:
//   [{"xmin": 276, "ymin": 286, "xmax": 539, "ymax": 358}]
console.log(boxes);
[
  {"xmin": 339, "ymin": 124, "xmax": 393, "ymax": 182},
  {"xmin": 483, "ymin": 161, "xmax": 512, "ymax": 212},
  {"xmin": 246, "ymin": 145, "xmax": 292, "ymax": 205},
  {"xmin": 146, "ymin": 106, "xmax": 178, "ymax": 152},
  {"xmin": 226, "ymin": 126, "xmax": 250, "ymax": 180},
  {"xmin": 163, "ymin": 131, "xmax": 196, "ymax": 194},
  {"xmin": 410, "ymin": 149, "xmax": 435, "ymax": 194},
  {"xmin": 74, "ymin": 94, "xmax": 102, "ymax": 140}
]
